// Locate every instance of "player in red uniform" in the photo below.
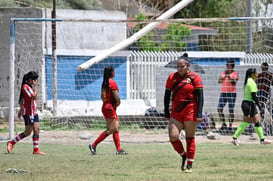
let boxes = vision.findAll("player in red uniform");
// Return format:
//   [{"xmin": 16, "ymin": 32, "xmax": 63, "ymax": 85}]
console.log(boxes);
[
  {"xmin": 164, "ymin": 53, "xmax": 203, "ymax": 173},
  {"xmin": 7, "ymin": 71, "xmax": 46, "ymax": 155},
  {"xmin": 89, "ymin": 66, "xmax": 127, "ymax": 155}
]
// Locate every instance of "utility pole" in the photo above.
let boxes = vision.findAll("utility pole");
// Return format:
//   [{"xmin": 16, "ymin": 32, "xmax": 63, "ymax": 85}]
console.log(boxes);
[
  {"xmin": 247, "ymin": 0, "xmax": 252, "ymax": 53},
  {"xmin": 52, "ymin": 0, "xmax": 57, "ymax": 116}
]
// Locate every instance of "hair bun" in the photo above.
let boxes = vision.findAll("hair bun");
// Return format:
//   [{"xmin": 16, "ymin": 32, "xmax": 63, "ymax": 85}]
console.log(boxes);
[{"xmin": 182, "ymin": 53, "xmax": 188, "ymax": 58}]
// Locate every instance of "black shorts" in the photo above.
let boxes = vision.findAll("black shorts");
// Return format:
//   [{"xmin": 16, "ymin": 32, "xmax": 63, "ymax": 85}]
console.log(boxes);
[
  {"xmin": 23, "ymin": 114, "xmax": 39, "ymax": 126},
  {"xmin": 241, "ymin": 100, "xmax": 258, "ymax": 117}
]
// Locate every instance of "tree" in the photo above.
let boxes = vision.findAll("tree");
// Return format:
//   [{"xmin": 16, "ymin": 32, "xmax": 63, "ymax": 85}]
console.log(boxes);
[{"xmin": 134, "ymin": 13, "xmax": 191, "ymax": 51}]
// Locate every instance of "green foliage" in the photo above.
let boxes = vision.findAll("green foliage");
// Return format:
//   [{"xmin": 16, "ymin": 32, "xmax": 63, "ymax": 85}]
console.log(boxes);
[
  {"xmin": 176, "ymin": 0, "xmax": 241, "ymax": 18},
  {"xmin": 66, "ymin": 0, "xmax": 101, "ymax": 10},
  {"xmin": 198, "ymin": 21, "xmax": 248, "ymax": 51},
  {"xmin": 0, "ymin": 0, "xmax": 100, "ymax": 9},
  {"xmin": 134, "ymin": 13, "xmax": 192, "ymax": 51},
  {"xmin": 161, "ymin": 23, "xmax": 191, "ymax": 51},
  {"xmin": 0, "ymin": 0, "xmax": 16, "ymax": 7}
]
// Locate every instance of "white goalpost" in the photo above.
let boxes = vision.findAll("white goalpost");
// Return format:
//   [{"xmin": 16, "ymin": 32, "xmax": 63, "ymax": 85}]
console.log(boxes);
[
  {"xmin": 8, "ymin": 12, "xmax": 273, "ymax": 140},
  {"xmin": 77, "ymin": 0, "xmax": 195, "ymax": 71}
]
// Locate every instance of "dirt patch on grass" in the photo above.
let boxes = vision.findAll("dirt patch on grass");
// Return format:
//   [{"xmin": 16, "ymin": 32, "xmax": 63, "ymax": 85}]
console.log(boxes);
[{"xmin": 1, "ymin": 129, "xmax": 270, "ymax": 146}]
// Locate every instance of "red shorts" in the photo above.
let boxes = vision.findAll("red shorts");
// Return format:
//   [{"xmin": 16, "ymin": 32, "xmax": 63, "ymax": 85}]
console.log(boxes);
[
  {"xmin": 102, "ymin": 104, "xmax": 118, "ymax": 121},
  {"xmin": 170, "ymin": 102, "xmax": 197, "ymax": 123}
]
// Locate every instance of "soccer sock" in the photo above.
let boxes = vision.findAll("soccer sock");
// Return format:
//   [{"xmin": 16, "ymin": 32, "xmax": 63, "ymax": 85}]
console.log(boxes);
[
  {"xmin": 171, "ymin": 139, "xmax": 186, "ymax": 157},
  {"xmin": 186, "ymin": 137, "xmax": 195, "ymax": 166},
  {"xmin": 254, "ymin": 122, "xmax": 265, "ymax": 140},
  {"xmin": 113, "ymin": 131, "xmax": 121, "ymax": 151},
  {"xmin": 10, "ymin": 132, "xmax": 26, "ymax": 145},
  {"xmin": 233, "ymin": 122, "xmax": 249, "ymax": 139},
  {"xmin": 93, "ymin": 131, "xmax": 108, "ymax": 147},
  {"xmin": 33, "ymin": 134, "xmax": 39, "ymax": 151}
]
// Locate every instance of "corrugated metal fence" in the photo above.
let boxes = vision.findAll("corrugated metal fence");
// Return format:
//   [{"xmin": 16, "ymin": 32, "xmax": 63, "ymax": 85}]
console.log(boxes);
[
  {"xmin": 129, "ymin": 51, "xmax": 180, "ymax": 99},
  {"xmin": 243, "ymin": 53, "xmax": 273, "ymax": 65}
]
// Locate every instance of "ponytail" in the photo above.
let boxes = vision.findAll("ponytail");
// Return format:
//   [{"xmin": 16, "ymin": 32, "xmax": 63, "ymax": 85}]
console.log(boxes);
[
  {"xmin": 244, "ymin": 68, "xmax": 256, "ymax": 87},
  {"xmin": 102, "ymin": 66, "xmax": 114, "ymax": 92}
]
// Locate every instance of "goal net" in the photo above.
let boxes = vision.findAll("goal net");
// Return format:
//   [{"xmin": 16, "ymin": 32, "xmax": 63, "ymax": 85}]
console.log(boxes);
[{"xmin": 9, "ymin": 17, "xmax": 273, "ymax": 138}]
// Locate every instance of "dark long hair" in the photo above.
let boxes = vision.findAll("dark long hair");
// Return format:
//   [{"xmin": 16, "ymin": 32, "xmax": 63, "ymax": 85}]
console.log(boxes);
[
  {"xmin": 244, "ymin": 68, "xmax": 256, "ymax": 87},
  {"xmin": 102, "ymin": 66, "xmax": 114, "ymax": 92},
  {"xmin": 18, "ymin": 71, "xmax": 39, "ymax": 104}
]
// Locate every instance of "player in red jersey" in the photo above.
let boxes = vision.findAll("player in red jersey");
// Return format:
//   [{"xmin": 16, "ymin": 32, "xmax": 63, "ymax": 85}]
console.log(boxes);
[
  {"xmin": 7, "ymin": 71, "xmax": 46, "ymax": 155},
  {"xmin": 89, "ymin": 66, "xmax": 127, "ymax": 155},
  {"xmin": 164, "ymin": 53, "xmax": 203, "ymax": 173}
]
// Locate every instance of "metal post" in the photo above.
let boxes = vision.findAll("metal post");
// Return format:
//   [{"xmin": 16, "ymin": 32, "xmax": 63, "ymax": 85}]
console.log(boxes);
[
  {"xmin": 9, "ymin": 19, "xmax": 15, "ymax": 139},
  {"xmin": 52, "ymin": 0, "xmax": 57, "ymax": 116},
  {"xmin": 247, "ymin": 0, "xmax": 252, "ymax": 53}
]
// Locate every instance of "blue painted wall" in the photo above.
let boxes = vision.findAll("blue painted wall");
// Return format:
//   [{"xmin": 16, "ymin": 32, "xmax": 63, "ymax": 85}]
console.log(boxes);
[
  {"xmin": 192, "ymin": 58, "xmax": 240, "ymax": 65},
  {"xmin": 186, "ymin": 42, "xmax": 199, "ymax": 51},
  {"xmin": 45, "ymin": 55, "xmax": 127, "ymax": 101}
]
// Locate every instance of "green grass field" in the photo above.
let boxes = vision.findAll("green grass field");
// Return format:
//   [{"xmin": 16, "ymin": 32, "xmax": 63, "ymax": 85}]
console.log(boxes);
[{"xmin": 1, "ymin": 142, "xmax": 273, "ymax": 181}]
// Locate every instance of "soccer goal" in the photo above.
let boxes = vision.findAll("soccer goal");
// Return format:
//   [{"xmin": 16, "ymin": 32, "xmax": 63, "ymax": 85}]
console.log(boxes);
[{"xmin": 8, "ymin": 16, "xmax": 273, "ymax": 139}]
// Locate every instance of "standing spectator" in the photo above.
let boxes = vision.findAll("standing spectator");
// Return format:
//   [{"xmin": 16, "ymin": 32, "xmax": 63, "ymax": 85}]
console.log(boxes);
[
  {"xmin": 217, "ymin": 60, "xmax": 239, "ymax": 131},
  {"xmin": 89, "ymin": 66, "xmax": 127, "ymax": 155},
  {"xmin": 257, "ymin": 62, "xmax": 273, "ymax": 114},
  {"xmin": 7, "ymin": 71, "xmax": 46, "ymax": 155},
  {"xmin": 164, "ymin": 53, "xmax": 204, "ymax": 173},
  {"xmin": 232, "ymin": 68, "xmax": 272, "ymax": 145}
]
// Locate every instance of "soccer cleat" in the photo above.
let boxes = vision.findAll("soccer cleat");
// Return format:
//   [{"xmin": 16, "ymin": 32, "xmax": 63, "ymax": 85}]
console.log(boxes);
[
  {"xmin": 89, "ymin": 144, "xmax": 96, "ymax": 155},
  {"xmin": 232, "ymin": 139, "xmax": 239, "ymax": 146},
  {"xmin": 7, "ymin": 141, "xmax": 14, "ymax": 154},
  {"xmin": 116, "ymin": 149, "xmax": 127, "ymax": 155},
  {"xmin": 184, "ymin": 164, "xmax": 193, "ymax": 173},
  {"xmin": 33, "ymin": 149, "xmax": 46, "ymax": 155},
  {"xmin": 181, "ymin": 155, "xmax": 187, "ymax": 171},
  {"xmin": 260, "ymin": 139, "xmax": 272, "ymax": 144}
]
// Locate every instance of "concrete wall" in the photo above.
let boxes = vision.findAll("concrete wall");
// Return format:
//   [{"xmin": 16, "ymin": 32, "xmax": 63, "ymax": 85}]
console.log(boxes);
[
  {"xmin": 43, "ymin": 9, "xmax": 127, "ymax": 52},
  {"xmin": 0, "ymin": 7, "xmax": 127, "ymax": 118},
  {"xmin": 0, "ymin": 8, "xmax": 43, "ymax": 120}
]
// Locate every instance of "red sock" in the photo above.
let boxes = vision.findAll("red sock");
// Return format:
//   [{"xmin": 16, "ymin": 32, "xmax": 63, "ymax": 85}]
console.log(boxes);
[
  {"xmin": 11, "ymin": 132, "xmax": 26, "ymax": 145},
  {"xmin": 171, "ymin": 139, "xmax": 186, "ymax": 157},
  {"xmin": 186, "ymin": 137, "xmax": 196, "ymax": 165},
  {"xmin": 93, "ymin": 131, "xmax": 108, "ymax": 147},
  {"xmin": 33, "ymin": 134, "xmax": 39, "ymax": 152},
  {"xmin": 113, "ymin": 131, "xmax": 121, "ymax": 151}
]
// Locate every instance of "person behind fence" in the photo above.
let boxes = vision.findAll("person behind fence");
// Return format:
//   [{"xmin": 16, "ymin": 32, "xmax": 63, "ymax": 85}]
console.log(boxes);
[
  {"xmin": 217, "ymin": 60, "xmax": 239, "ymax": 131},
  {"xmin": 88, "ymin": 66, "xmax": 127, "ymax": 155},
  {"xmin": 164, "ymin": 53, "xmax": 204, "ymax": 173},
  {"xmin": 7, "ymin": 71, "xmax": 46, "ymax": 155},
  {"xmin": 232, "ymin": 68, "xmax": 272, "ymax": 145},
  {"xmin": 257, "ymin": 62, "xmax": 273, "ymax": 116}
]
